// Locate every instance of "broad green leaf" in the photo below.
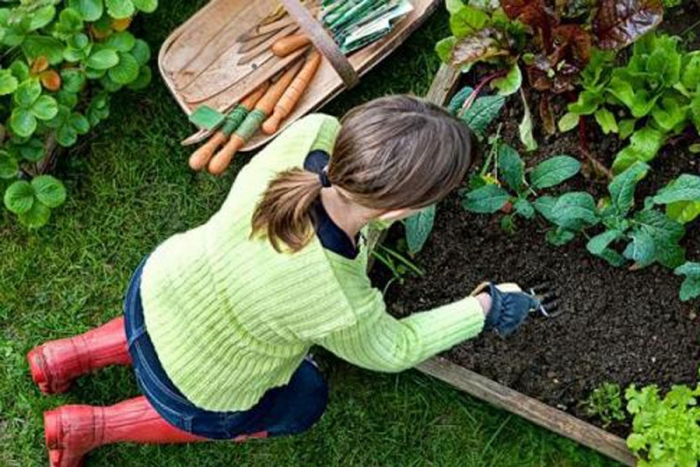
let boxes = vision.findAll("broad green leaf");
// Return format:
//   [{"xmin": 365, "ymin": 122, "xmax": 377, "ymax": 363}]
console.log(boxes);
[
  {"xmin": 68, "ymin": 0, "xmax": 104, "ymax": 21},
  {"xmin": 594, "ymin": 108, "xmax": 618, "ymax": 134},
  {"xmin": 54, "ymin": 8, "xmax": 84, "ymax": 39},
  {"xmin": 131, "ymin": 39, "xmax": 152, "ymax": 66},
  {"xmin": 675, "ymin": 262, "xmax": 700, "ymax": 301},
  {"xmin": 445, "ymin": 0, "xmax": 463, "ymax": 13},
  {"xmin": 108, "ymin": 52, "xmax": 139, "ymax": 84},
  {"xmin": 450, "ymin": 30, "xmax": 507, "ymax": 69},
  {"xmin": 587, "ymin": 230, "xmax": 626, "ymax": 267},
  {"xmin": 405, "ymin": 205, "xmax": 436, "ymax": 255},
  {"xmin": 133, "ymin": 0, "xmax": 158, "ymax": 13},
  {"xmin": 447, "ymin": 86, "xmax": 473, "ymax": 115},
  {"xmin": 623, "ymin": 229, "xmax": 656, "ymax": 267},
  {"xmin": 14, "ymin": 79, "xmax": 41, "ymax": 107},
  {"xmin": 533, "ymin": 195, "xmax": 557, "ymax": 223},
  {"xmin": 650, "ymin": 95, "xmax": 688, "ymax": 132},
  {"xmin": 106, "ymin": 0, "xmax": 135, "ymax": 18},
  {"xmin": 61, "ymin": 69, "xmax": 86, "ymax": 93},
  {"xmin": 56, "ymin": 125, "xmax": 78, "ymax": 147},
  {"xmin": 9, "ymin": 60, "xmax": 30, "ymax": 82},
  {"xmin": 530, "ymin": 156, "xmax": 581, "ymax": 190},
  {"xmin": 4, "ymin": 180, "xmax": 35, "ymax": 214},
  {"xmin": 449, "ymin": 6, "xmax": 489, "ymax": 39},
  {"xmin": 492, "ymin": 65, "xmax": 522, "ymax": 96},
  {"xmin": 104, "ymin": 31, "xmax": 136, "ymax": 52},
  {"xmin": 31, "ymin": 95, "xmax": 59, "ymax": 120},
  {"xmin": 10, "ymin": 108, "xmax": 37, "ymax": 137},
  {"xmin": 0, "ymin": 151, "xmax": 18, "ymax": 179},
  {"xmin": 618, "ymin": 119, "xmax": 636, "ymax": 140},
  {"xmin": 86, "ymin": 48, "xmax": 119, "ymax": 70},
  {"xmin": 17, "ymin": 138, "xmax": 46, "ymax": 162},
  {"xmin": 497, "ymin": 144, "xmax": 524, "ymax": 192},
  {"xmin": 435, "ymin": 37, "xmax": 456, "ymax": 63},
  {"xmin": 608, "ymin": 162, "xmax": 650, "ymax": 215},
  {"xmin": 32, "ymin": 175, "xmax": 66, "ymax": 208},
  {"xmin": 667, "ymin": 201, "xmax": 700, "ymax": 224},
  {"xmin": 462, "ymin": 184, "xmax": 510, "ymax": 213},
  {"xmin": 462, "ymin": 95, "xmax": 505, "ymax": 138},
  {"xmin": 70, "ymin": 113, "xmax": 90, "ymax": 134},
  {"xmin": 0, "ymin": 69, "xmax": 18, "ymax": 95},
  {"xmin": 612, "ymin": 126, "xmax": 665, "ymax": 174},
  {"xmin": 29, "ymin": 6, "xmax": 56, "ymax": 31},
  {"xmin": 568, "ymin": 90, "xmax": 604, "ymax": 116},
  {"xmin": 127, "ymin": 65, "xmax": 152, "ymax": 90},
  {"xmin": 100, "ymin": 73, "xmax": 123, "ymax": 92},
  {"xmin": 653, "ymin": 174, "xmax": 700, "ymax": 205},
  {"xmin": 519, "ymin": 91, "xmax": 537, "ymax": 151},
  {"xmin": 633, "ymin": 209, "xmax": 686, "ymax": 269},
  {"xmin": 18, "ymin": 200, "xmax": 51, "ymax": 228},
  {"xmin": 546, "ymin": 228, "xmax": 576, "ymax": 246},
  {"xmin": 550, "ymin": 192, "xmax": 599, "ymax": 231},
  {"xmin": 22, "ymin": 35, "xmax": 64, "ymax": 65},
  {"xmin": 558, "ymin": 112, "xmax": 579, "ymax": 133},
  {"xmin": 681, "ymin": 52, "xmax": 700, "ymax": 90},
  {"xmin": 514, "ymin": 198, "xmax": 534, "ymax": 219}
]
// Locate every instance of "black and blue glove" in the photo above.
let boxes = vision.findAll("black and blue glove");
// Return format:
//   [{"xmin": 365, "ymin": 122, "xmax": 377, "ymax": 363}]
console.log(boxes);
[{"xmin": 483, "ymin": 282, "xmax": 540, "ymax": 337}]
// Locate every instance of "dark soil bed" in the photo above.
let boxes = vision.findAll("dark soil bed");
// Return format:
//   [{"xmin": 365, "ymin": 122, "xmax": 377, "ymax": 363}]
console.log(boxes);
[{"xmin": 372, "ymin": 1, "xmax": 700, "ymax": 436}]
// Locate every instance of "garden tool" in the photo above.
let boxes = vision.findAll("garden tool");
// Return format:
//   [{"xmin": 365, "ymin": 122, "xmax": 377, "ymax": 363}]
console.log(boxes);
[
  {"xmin": 262, "ymin": 50, "xmax": 322, "ymax": 135},
  {"xmin": 236, "ymin": 15, "xmax": 297, "ymax": 44},
  {"xmin": 188, "ymin": 82, "xmax": 270, "ymax": 171},
  {"xmin": 271, "ymin": 33, "xmax": 313, "ymax": 57},
  {"xmin": 236, "ymin": 23, "xmax": 300, "ymax": 65},
  {"xmin": 27, "ymin": 317, "xmax": 131, "ymax": 395},
  {"xmin": 44, "ymin": 396, "xmax": 269, "ymax": 467},
  {"xmin": 208, "ymin": 58, "xmax": 305, "ymax": 176}
]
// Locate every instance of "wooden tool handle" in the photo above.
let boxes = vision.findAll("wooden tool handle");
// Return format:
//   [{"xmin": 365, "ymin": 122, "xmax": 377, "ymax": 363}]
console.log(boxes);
[
  {"xmin": 272, "ymin": 33, "xmax": 312, "ymax": 57},
  {"xmin": 262, "ymin": 51, "xmax": 322, "ymax": 135},
  {"xmin": 187, "ymin": 83, "xmax": 269, "ymax": 172},
  {"xmin": 207, "ymin": 135, "xmax": 246, "ymax": 176},
  {"xmin": 256, "ymin": 60, "xmax": 305, "ymax": 115},
  {"xmin": 189, "ymin": 132, "xmax": 228, "ymax": 171}
]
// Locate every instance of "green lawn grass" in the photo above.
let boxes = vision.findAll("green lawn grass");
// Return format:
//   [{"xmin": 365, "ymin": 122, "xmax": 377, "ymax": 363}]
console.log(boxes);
[{"xmin": 0, "ymin": 2, "xmax": 618, "ymax": 466}]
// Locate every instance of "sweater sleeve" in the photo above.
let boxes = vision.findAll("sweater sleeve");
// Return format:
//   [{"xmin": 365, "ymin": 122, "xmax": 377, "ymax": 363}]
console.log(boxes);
[{"xmin": 315, "ymin": 292, "xmax": 485, "ymax": 372}]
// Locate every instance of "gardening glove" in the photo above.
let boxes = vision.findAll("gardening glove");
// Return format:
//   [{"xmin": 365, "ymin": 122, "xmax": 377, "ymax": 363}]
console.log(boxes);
[{"xmin": 480, "ymin": 282, "xmax": 540, "ymax": 337}]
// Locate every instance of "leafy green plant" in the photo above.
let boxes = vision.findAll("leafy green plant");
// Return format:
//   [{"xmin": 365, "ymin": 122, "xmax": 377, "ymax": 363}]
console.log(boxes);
[
  {"xmin": 371, "ymin": 243, "xmax": 425, "ymax": 295},
  {"xmin": 561, "ymin": 32, "xmax": 700, "ymax": 173},
  {"xmin": 437, "ymin": 0, "xmax": 664, "ymax": 148},
  {"xmin": 626, "ymin": 380, "xmax": 700, "ymax": 467},
  {"xmin": 462, "ymin": 142, "xmax": 582, "ymax": 235},
  {"xmin": 653, "ymin": 174, "xmax": 700, "ymax": 224},
  {"xmin": 0, "ymin": 0, "xmax": 156, "ymax": 228},
  {"xmin": 675, "ymin": 262, "xmax": 700, "ymax": 301},
  {"xmin": 583, "ymin": 382, "xmax": 627, "ymax": 428},
  {"xmin": 404, "ymin": 85, "xmax": 505, "ymax": 255}
]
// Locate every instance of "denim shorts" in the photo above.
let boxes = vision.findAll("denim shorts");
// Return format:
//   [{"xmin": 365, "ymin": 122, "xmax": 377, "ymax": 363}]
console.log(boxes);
[{"xmin": 123, "ymin": 258, "xmax": 329, "ymax": 440}]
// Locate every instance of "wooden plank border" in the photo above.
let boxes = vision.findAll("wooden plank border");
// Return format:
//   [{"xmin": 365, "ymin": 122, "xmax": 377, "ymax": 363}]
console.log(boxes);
[{"xmin": 376, "ymin": 63, "xmax": 636, "ymax": 466}]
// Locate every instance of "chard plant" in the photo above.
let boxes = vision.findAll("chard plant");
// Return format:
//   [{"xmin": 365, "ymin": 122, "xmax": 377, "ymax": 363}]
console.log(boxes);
[
  {"xmin": 436, "ymin": 0, "xmax": 664, "ymax": 150},
  {"xmin": 561, "ymin": 32, "xmax": 700, "ymax": 174},
  {"xmin": 0, "ymin": 0, "xmax": 157, "ymax": 228}
]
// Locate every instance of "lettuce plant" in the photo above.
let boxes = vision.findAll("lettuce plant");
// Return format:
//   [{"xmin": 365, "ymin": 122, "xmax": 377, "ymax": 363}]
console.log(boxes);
[
  {"xmin": 626, "ymin": 381, "xmax": 700, "ymax": 467},
  {"xmin": 561, "ymin": 33, "xmax": 700, "ymax": 174},
  {"xmin": 0, "ymin": 0, "xmax": 156, "ymax": 228}
]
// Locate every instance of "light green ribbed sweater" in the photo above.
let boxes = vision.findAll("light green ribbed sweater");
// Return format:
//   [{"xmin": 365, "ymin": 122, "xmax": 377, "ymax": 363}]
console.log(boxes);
[{"xmin": 140, "ymin": 114, "xmax": 485, "ymax": 412}]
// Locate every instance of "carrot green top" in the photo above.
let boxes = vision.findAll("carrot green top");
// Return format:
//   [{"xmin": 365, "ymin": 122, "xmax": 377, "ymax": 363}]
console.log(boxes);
[{"xmin": 140, "ymin": 114, "xmax": 485, "ymax": 412}]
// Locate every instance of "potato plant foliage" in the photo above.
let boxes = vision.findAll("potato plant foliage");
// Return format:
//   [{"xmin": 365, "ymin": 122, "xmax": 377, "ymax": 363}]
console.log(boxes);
[{"xmin": 0, "ymin": 0, "xmax": 157, "ymax": 228}]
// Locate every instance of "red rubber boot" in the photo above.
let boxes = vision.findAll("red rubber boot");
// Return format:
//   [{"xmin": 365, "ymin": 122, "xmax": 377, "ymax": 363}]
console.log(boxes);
[
  {"xmin": 44, "ymin": 396, "xmax": 268, "ymax": 467},
  {"xmin": 28, "ymin": 317, "xmax": 132, "ymax": 394}
]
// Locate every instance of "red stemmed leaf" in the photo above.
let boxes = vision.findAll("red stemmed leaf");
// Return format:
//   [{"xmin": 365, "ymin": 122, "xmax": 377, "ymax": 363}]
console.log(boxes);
[
  {"xmin": 501, "ymin": 0, "xmax": 556, "ymax": 53},
  {"xmin": 552, "ymin": 24, "xmax": 592, "ymax": 67},
  {"xmin": 451, "ymin": 29, "xmax": 510, "ymax": 67},
  {"xmin": 593, "ymin": 0, "xmax": 664, "ymax": 50}
]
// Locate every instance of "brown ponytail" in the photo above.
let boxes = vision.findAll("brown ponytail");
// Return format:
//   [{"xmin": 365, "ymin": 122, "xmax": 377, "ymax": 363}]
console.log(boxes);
[{"xmin": 252, "ymin": 95, "xmax": 475, "ymax": 252}]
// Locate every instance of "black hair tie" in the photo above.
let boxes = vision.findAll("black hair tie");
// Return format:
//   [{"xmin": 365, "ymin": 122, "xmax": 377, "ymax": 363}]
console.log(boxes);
[{"xmin": 319, "ymin": 169, "xmax": 332, "ymax": 188}]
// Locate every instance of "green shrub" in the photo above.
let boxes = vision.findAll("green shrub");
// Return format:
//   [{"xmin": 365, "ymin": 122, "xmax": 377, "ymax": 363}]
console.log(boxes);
[{"xmin": 0, "ymin": 0, "xmax": 157, "ymax": 228}]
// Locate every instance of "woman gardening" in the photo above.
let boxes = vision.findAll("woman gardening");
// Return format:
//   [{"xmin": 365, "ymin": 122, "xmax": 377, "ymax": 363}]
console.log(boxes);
[{"xmin": 28, "ymin": 95, "xmax": 540, "ymax": 467}]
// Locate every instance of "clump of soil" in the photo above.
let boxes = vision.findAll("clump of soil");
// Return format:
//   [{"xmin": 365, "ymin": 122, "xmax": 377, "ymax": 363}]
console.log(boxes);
[{"xmin": 372, "ymin": 4, "xmax": 700, "ymax": 432}]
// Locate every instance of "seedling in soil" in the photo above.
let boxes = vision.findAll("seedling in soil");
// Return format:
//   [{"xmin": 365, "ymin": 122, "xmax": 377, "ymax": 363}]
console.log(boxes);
[
  {"xmin": 583, "ymin": 382, "xmax": 626, "ymax": 429},
  {"xmin": 372, "ymin": 243, "xmax": 424, "ymax": 295},
  {"xmin": 462, "ymin": 141, "xmax": 582, "ymax": 234}
]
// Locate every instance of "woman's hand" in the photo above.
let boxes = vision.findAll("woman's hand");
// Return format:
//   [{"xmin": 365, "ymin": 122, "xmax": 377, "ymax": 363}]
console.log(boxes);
[{"xmin": 482, "ymin": 283, "xmax": 540, "ymax": 337}]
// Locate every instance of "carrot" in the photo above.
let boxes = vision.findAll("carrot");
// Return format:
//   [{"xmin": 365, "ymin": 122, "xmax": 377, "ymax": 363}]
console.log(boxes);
[
  {"xmin": 188, "ymin": 82, "xmax": 269, "ymax": 171},
  {"xmin": 207, "ymin": 60, "xmax": 305, "ymax": 176},
  {"xmin": 262, "ymin": 51, "xmax": 322, "ymax": 135}
]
